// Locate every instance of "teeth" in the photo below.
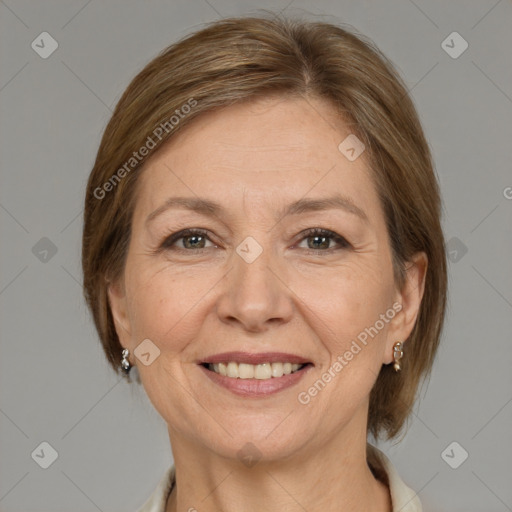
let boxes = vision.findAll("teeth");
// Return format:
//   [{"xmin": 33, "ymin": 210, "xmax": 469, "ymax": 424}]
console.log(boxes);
[{"xmin": 208, "ymin": 362, "xmax": 304, "ymax": 379}]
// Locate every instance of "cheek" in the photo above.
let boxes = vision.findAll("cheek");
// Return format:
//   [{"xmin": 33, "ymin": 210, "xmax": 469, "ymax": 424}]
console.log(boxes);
[
  {"xmin": 125, "ymin": 265, "xmax": 191, "ymax": 348},
  {"xmin": 294, "ymin": 261, "xmax": 394, "ymax": 376},
  {"xmin": 303, "ymin": 287, "xmax": 393, "ymax": 417},
  {"xmin": 124, "ymin": 260, "xmax": 227, "ymax": 366},
  {"xmin": 302, "ymin": 259, "xmax": 392, "ymax": 327}
]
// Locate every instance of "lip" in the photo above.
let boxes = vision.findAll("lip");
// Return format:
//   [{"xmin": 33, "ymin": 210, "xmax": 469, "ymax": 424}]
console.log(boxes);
[
  {"xmin": 199, "ymin": 362, "xmax": 313, "ymax": 397},
  {"xmin": 199, "ymin": 351, "xmax": 312, "ymax": 365}
]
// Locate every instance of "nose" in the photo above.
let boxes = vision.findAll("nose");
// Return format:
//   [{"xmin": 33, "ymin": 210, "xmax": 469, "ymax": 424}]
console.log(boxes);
[{"xmin": 215, "ymin": 241, "xmax": 294, "ymax": 333}]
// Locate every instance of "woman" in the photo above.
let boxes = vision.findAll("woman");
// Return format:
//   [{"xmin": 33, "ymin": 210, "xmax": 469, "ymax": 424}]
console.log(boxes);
[{"xmin": 82, "ymin": 15, "xmax": 447, "ymax": 512}]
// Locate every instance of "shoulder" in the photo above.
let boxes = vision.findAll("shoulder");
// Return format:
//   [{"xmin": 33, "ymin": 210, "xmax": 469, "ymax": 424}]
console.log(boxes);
[
  {"xmin": 367, "ymin": 443, "xmax": 423, "ymax": 512},
  {"xmin": 136, "ymin": 466, "xmax": 175, "ymax": 512}
]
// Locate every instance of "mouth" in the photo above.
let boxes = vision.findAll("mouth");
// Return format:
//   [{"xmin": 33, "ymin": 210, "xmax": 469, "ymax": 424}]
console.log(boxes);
[
  {"xmin": 200, "ymin": 361, "xmax": 313, "ymax": 379},
  {"xmin": 197, "ymin": 355, "xmax": 315, "ymax": 399},
  {"xmin": 199, "ymin": 351, "xmax": 314, "ymax": 380}
]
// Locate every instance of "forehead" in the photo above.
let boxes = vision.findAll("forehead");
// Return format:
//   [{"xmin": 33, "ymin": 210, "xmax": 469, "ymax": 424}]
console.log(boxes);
[{"xmin": 134, "ymin": 96, "xmax": 382, "ymax": 224}]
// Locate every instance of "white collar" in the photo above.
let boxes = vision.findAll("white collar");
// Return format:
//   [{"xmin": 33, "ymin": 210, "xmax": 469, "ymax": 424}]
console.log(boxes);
[{"xmin": 367, "ymin": 444, "xmax": 423, "ymax": 511}]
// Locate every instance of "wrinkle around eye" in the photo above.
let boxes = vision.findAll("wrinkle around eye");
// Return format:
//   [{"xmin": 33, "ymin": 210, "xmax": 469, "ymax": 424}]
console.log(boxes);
[{"xmin": 142, "ymin": 215, "xmax": 374, "ymax": 254}]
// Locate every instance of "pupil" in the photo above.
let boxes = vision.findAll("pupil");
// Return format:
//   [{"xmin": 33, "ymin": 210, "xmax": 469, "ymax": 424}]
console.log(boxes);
[
  {"xmin": 311, "ymin": 236, "xmax": 328, "ymax": 249},
  {"xmin": 185, "ymin": 235, "xmax": 203, "ymax": 249}
]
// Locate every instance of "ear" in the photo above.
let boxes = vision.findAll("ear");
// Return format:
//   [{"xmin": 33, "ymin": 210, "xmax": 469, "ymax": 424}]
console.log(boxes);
[
  {"xmin": 107, "ymin": 277, "xmax": 132, "ymax": 350},
  {"xmin": 383, "ymin": 251, "xmax": 428, "ymax": 364}
]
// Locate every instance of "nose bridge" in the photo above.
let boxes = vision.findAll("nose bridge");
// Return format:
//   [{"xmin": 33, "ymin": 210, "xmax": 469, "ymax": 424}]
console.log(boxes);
[{"xmin": 216, "ymin": 230, "xmax": 292, "ymax": 331}]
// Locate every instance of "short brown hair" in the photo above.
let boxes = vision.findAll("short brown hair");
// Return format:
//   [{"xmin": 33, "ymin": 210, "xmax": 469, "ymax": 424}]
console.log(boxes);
[{"xmin": 82, "ymin": 14, "xmax": 447, "ymax": 440}]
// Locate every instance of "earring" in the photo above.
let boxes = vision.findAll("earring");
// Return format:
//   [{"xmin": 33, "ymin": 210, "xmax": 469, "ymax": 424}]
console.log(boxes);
[
  {"xmin": 121, "ymin": 348, "xmax": 131, "ymax": 374},
  {"xmin": 393, "ymin": 341, "xmax": 403, "ymax": 372}
]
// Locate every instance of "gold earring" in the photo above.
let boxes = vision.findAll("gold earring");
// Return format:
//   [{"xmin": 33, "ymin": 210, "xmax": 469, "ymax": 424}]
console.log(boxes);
[{"xmin": 393, "ymin": 341, "xmax": 403, "ymax": 372}]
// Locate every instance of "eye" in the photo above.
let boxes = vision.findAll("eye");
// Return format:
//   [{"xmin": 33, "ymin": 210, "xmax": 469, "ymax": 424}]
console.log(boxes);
[
  {"xmin": 158, "ymin": 227, "xmax": 351, "ymax": 254},
  {"xmin": 295, "ymin": 228, "xmax": 351, "ymax": 253},
  {"xmin": 160, "ymin": 228, "xmax": 215, "ymax": 252}
]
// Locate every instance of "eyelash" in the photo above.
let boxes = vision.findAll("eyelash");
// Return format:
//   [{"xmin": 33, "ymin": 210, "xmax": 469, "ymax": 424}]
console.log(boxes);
[{"xmin": 158, "ymin": 227, "xmax": 351, "ymax": 255}]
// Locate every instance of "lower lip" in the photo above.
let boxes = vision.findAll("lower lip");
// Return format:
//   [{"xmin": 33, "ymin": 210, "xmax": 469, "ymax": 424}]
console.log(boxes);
[{"xmin": 198, "ymin": 364, "xmax": 313, "ymax": 397}]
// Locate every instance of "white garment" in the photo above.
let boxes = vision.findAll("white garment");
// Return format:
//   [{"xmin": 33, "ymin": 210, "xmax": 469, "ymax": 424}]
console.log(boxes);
[{"xmin": 136, "ymin": 444, "xmax": 422, "ymax": 512}]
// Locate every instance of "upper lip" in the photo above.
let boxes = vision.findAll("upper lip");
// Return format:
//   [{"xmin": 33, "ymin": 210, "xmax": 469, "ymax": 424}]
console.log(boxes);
[{"xmin": 200, "ymin": 351, "xmax": 312, "ymax": 365}]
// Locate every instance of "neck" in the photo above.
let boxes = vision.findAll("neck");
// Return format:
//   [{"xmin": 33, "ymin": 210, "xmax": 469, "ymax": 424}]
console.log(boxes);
[{"xmin": 164, "ymin": 419, "xmax": 391, "ymax": 512}]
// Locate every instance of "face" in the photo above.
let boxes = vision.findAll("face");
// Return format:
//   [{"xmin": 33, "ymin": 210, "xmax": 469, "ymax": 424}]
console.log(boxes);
[{"xmin": 108, "ymin": 95, "xmax": 426, "ymax": 461}]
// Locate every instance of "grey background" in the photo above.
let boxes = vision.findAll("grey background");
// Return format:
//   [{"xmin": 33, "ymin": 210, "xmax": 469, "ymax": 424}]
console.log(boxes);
[{"xmin": 1, "ymin": 1, "xmax": 511, "ymax": 511}]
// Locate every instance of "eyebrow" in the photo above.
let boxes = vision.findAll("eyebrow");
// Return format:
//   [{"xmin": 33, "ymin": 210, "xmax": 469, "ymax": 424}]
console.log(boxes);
[{"xmin": 145, "ymin": 194, "xmax": 369, "ymax": 226}]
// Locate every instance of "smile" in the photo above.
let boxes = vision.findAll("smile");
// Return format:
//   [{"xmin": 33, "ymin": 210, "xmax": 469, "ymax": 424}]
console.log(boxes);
[
  {"xmin": 199, "ymin": 361, "xmax": 313, "ymax": 397},
  {"xmin": 204, "ymin": 361, "xmax": 309, "ymax": 380}
]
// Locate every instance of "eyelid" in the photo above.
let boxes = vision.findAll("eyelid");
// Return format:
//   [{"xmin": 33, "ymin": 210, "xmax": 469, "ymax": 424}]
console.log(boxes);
[
  {"xmin": 293, "ymin": 227, "xmax": 351, "ymax": 251},
  {"xmin": 158, "ymin": 228, "xmax": 214, "ymax": 250},
  {"xmin": 158, "ymin": 227, "xmax": 351, "ymax": 254}
]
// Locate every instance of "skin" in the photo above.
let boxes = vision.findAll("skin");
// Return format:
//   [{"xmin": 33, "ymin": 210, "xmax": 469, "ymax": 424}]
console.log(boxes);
[{"xmin": 108, "ymin": 95, "xmax": 427, "ymax": 512}]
